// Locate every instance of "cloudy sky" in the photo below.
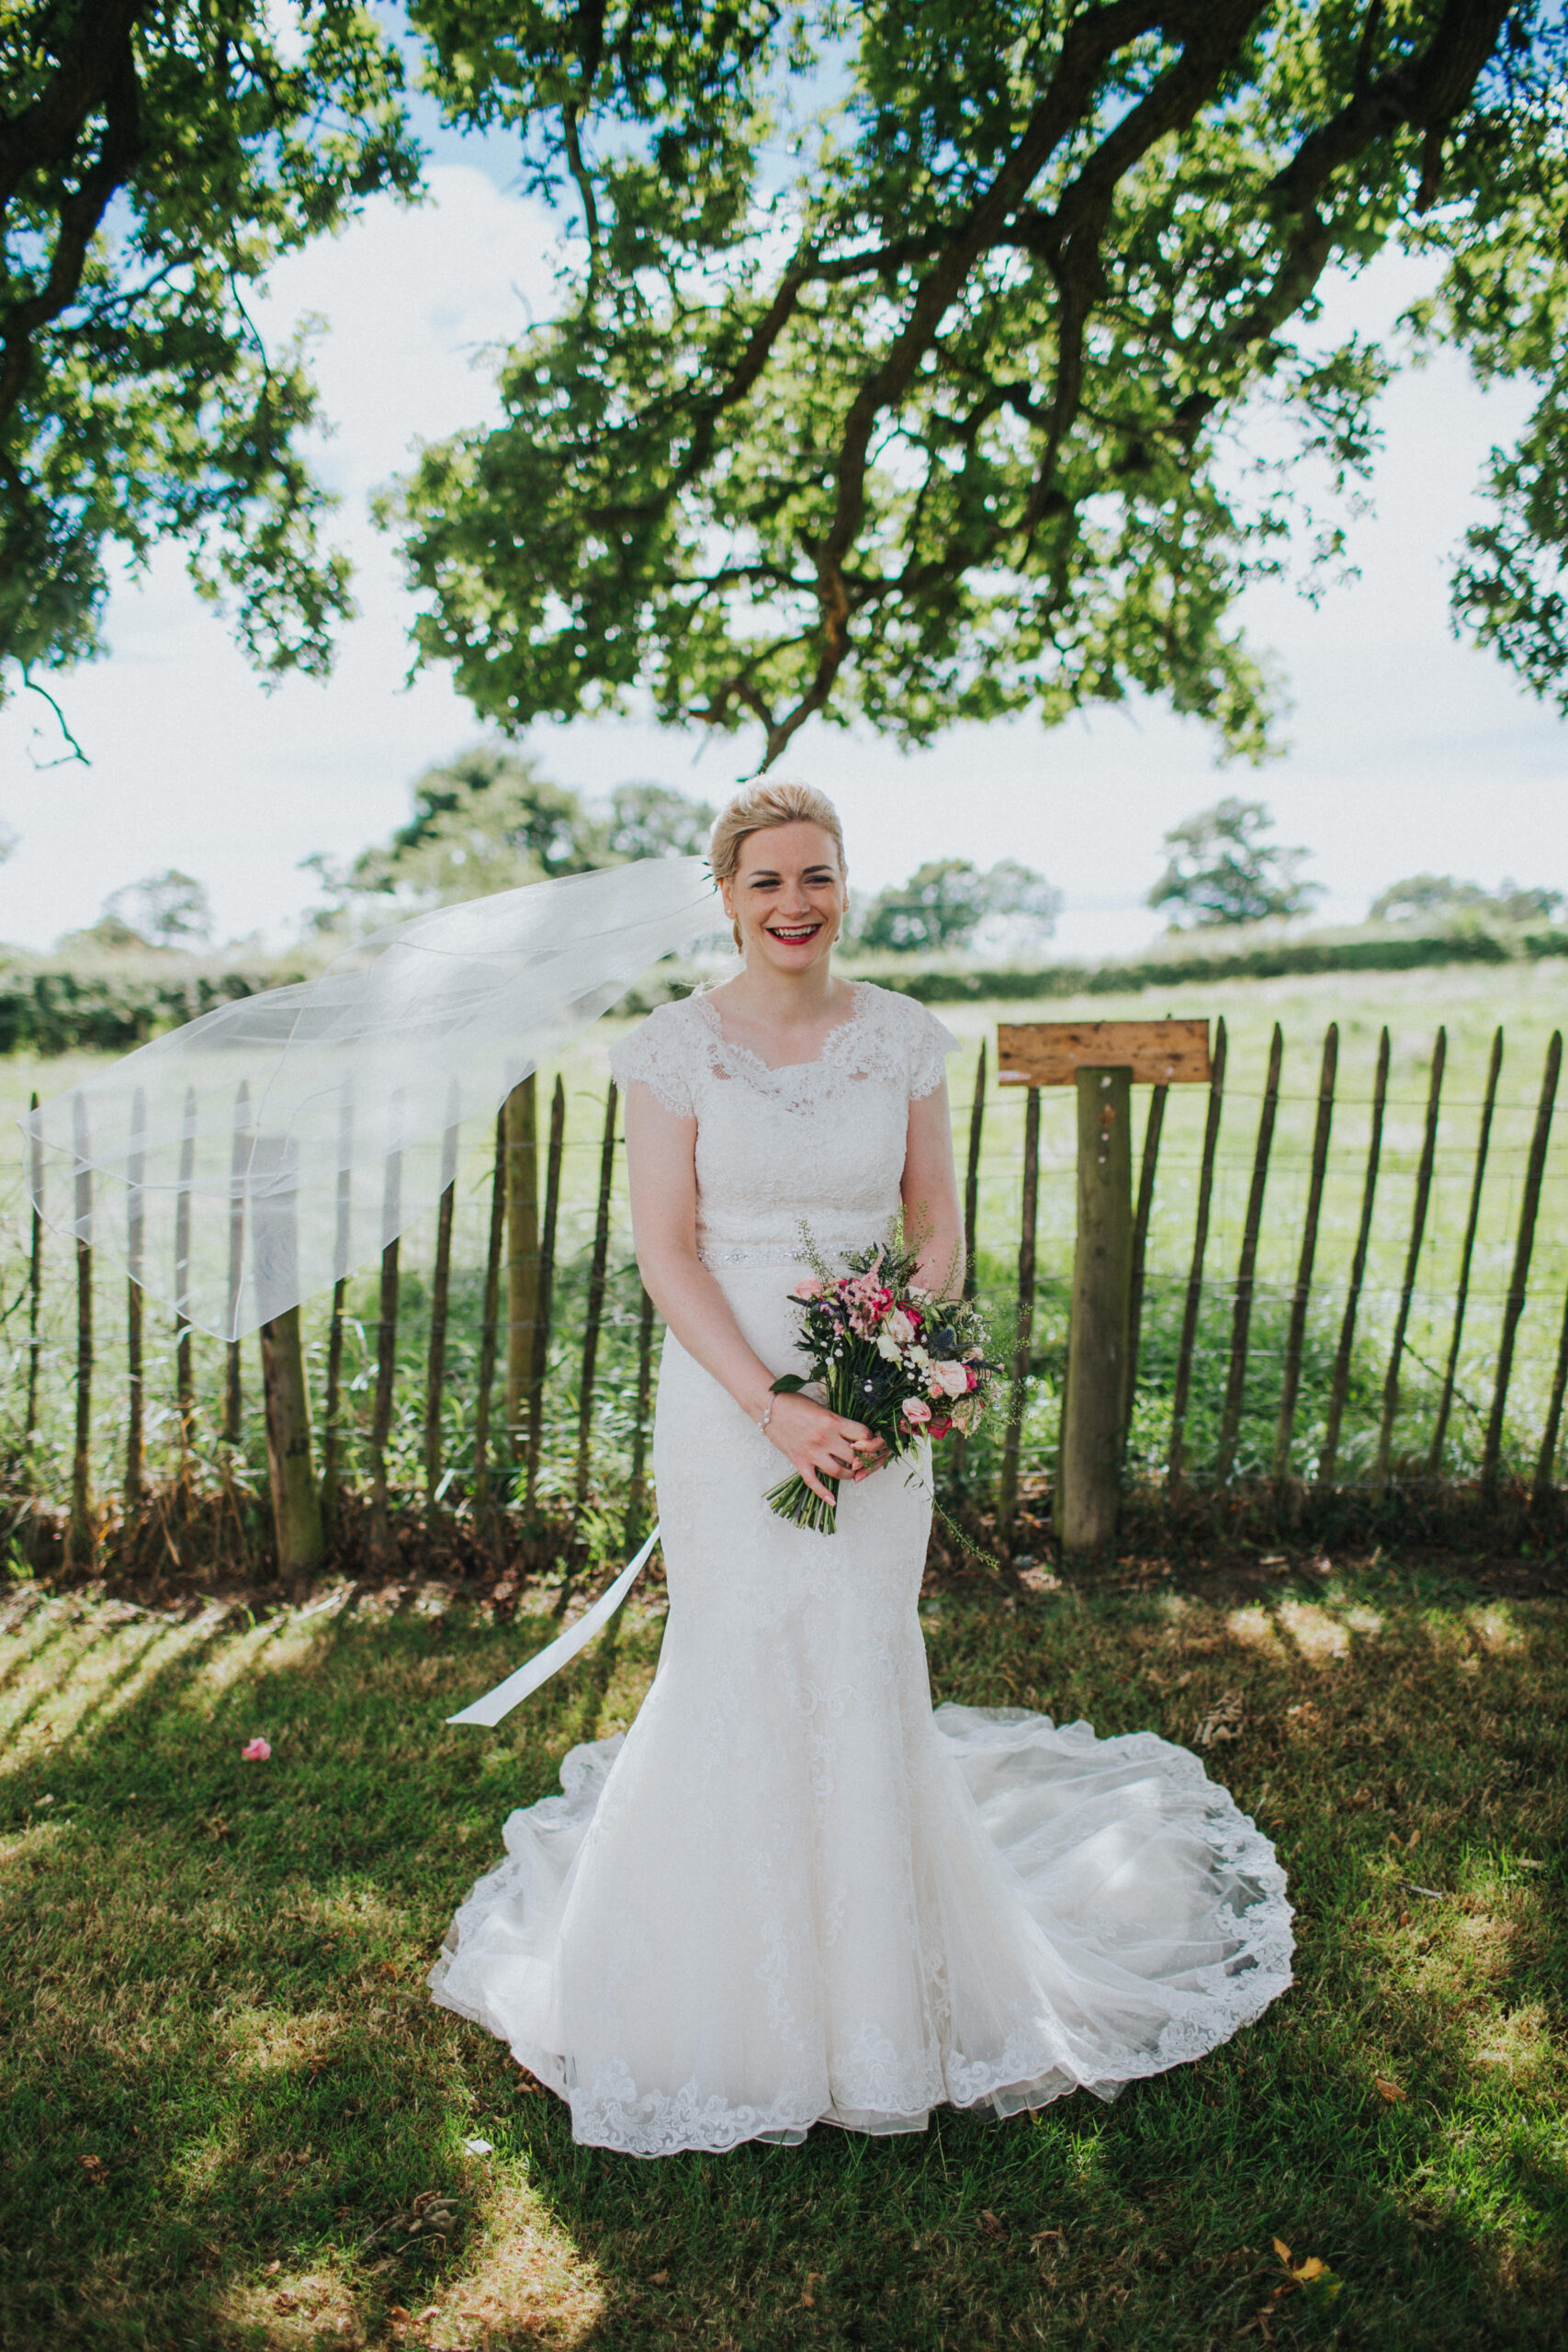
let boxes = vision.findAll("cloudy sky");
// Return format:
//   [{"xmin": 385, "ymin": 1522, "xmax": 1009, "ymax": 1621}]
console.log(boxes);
[{"xmin": 0, "ymin": 138, "xmax": 1561, "ymax": 964}]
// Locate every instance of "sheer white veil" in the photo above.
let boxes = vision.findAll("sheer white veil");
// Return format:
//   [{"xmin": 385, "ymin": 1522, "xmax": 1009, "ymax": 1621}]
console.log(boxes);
[{"xmin": 20, "ymin": 857, "xmax": 716, "ymax": 1340}]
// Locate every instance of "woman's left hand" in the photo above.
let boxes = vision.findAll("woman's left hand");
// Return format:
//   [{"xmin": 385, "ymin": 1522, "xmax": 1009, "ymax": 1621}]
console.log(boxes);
[{"xmin": 850, "ymin": 1433, "xmax": 891, "ymax": 1481}]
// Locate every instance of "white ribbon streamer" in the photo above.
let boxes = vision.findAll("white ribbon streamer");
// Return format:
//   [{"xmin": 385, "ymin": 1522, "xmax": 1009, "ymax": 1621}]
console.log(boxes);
[{"xmin": 446, "ymin": 1525, "xmax": 662, "ymax": 1726}]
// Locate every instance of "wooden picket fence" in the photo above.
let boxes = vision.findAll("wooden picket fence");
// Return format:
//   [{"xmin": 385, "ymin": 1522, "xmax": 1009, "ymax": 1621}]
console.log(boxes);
[{"xmin": 6, "ymin": 1012, "xmax": 1568, "ymax": 1577}]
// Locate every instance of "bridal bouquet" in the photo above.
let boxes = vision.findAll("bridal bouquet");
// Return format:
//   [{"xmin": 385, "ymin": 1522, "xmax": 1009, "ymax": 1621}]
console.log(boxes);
[{"xmin": 765, "ymin": 1231, "xmax": 998, "ymax": 1533}]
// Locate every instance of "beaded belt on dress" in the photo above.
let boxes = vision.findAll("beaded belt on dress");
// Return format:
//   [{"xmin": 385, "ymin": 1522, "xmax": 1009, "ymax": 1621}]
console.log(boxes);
[{"xmin": 698, "ymin": 1237, "xmax": 873, "ymax": 1270}]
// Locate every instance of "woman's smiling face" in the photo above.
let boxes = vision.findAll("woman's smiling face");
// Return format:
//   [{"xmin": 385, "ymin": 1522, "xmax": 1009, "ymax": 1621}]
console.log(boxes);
[{"xmin": 720, "ymin": 820, "xmax": 847, "ymax": 975}]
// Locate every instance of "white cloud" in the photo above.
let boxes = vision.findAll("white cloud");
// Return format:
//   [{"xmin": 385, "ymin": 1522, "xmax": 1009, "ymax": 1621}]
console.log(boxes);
[{"xmin": 0, "ymin": 180, "xmax": 1561, "ymax": 963}]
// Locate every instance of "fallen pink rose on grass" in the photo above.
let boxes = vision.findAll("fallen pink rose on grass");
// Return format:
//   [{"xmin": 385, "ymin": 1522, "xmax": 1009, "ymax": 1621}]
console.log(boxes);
[{"xmin": 241, "ymin": 1738, "xmax": 272, "ymax": 1762}]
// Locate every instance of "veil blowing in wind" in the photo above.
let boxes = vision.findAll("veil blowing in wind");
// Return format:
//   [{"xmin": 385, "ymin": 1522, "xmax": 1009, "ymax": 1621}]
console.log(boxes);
[{"xmin": 20, "ymin": 857, "xmax": 717, "ymax": 1340}]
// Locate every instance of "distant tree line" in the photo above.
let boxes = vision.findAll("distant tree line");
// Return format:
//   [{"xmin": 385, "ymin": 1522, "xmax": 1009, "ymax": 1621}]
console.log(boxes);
[{"xmin": 22, "ymin": 756, "xmax": 1562, "ymax": 969}]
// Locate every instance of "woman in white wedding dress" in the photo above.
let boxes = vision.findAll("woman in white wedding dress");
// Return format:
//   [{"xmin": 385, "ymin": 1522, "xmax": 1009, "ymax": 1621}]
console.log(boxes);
[{"xmin": 430, "ymin": 781, "xmax": 1292, "ymax": 2157}]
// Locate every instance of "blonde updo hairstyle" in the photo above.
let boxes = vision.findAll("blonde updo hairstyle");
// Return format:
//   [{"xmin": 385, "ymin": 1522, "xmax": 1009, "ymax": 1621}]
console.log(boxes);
[{"xmin": 709, "ymin": 780, "xmax": 847, "ymax": 953}]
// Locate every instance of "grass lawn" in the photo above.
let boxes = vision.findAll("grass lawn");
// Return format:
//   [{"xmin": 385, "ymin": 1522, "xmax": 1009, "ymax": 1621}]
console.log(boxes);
[{"xmin": 2, "ymin": 1546, "xmax": 1564, "ymax": 2350}]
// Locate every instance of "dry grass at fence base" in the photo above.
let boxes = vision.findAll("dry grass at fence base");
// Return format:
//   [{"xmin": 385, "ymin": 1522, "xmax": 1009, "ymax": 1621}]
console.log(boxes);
[{"xmin": 2, "ymin": 1544, "xmax": 1564, "ymax": 2352}]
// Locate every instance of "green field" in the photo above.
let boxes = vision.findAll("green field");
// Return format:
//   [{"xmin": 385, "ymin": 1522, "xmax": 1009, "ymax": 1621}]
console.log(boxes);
[
  {"xmin": 2, "ymin": 959, "xmax": 1565, "ymax": 1538},
  {"xmin": 2, "ymin": 1552, "xmax": 1563, "ymax": 2349}
]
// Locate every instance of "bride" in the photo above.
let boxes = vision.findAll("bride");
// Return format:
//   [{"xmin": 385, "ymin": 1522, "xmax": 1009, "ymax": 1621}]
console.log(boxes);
[{"xmin": 430, "ymin": 779, "xmax": 1292, "ymax": 2157}]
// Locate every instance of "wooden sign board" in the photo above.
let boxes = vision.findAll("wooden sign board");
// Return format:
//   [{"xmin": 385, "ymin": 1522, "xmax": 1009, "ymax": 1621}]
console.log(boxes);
[{"xmin": 997, "ymin": 1018, "xmax": 1212, "ymax": 1087}]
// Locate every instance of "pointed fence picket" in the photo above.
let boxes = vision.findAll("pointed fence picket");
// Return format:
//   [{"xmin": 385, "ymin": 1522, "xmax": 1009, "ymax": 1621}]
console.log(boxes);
[{"xmin": 9, "ymin": 1010, "xmax": 1568, "ymax": 1571}]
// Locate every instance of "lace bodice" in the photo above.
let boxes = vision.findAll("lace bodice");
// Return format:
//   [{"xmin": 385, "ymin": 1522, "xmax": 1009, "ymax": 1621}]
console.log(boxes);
[{"xmin": 608, "ymin": 982, "xmax": 961, "ymax": 1266}]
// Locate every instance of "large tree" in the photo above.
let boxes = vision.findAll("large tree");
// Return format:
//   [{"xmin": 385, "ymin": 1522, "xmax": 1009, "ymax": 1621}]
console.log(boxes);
[
  {"xmin": 387, "ymin": 0, "xmax": 1568, "ymax": 771},
  {"xmin": 1, "ymin": 1, "xmax": 418, "ymax": 713},
  {"xmin": 1148, "ymin": 795, "xmax": 1321, "ymax": 926},
  {"xmin": 304, "ymin": 747, "xmax": 716, "ymax": 916}
]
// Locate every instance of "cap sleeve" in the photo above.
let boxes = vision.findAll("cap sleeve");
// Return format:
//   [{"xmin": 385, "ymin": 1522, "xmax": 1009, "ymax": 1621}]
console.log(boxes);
[
  {"xmin": 607, "ymin": 1000, "xmax": 699, "ymax": 1118},
  {"xmin": 904, "ymin": 997, "xmax": 963, "ymax": 1100}
]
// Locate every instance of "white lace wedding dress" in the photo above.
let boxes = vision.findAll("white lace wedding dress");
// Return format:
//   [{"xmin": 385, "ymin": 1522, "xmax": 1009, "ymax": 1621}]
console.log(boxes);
[{"xmin": 429, "ymin": 981, "xmax": 1292, "ymax": 2155}]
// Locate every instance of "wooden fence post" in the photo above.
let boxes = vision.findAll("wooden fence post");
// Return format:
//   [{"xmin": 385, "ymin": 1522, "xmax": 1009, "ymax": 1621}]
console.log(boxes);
[
  {"xmin": 1057, "ymin": 1066, "xmax": 1134, "ymax": 1554},
  {"xmin": 527, "ymin": 1076, "xmax": 567, "ymax": 1510},
  {"xmin": 321, "ymin": 1275, "xmax": 348, "ymax": 1537},
  {"xmin": 66, "ymin": 1097, "xmax": 94, "ymax": 1568},
  {"xmin": 320, "ymin": 1090, "xmax": 354, "ymax": 1537},
  {"xmin": 125, "ymin": 1088, "xmax": 146, "ymax": 1503},
  {"xmin": 1168, "ymin": 1017, "xmax": 1227, "ymax": 1490},
  {"xmin": 626, "ymin": 1276, "xmax": 657, "ymax": 1547},
  {"xmin": 368, "ymin": 1144, "xmax": 402, "ymax": 1556},
  {"xmin": 25, "ymin": 1092, "xmax": 42, "ymax": 1462},
  {"xmin": 224, "ymin": 1080, "xmax": 251, "ymax": 1443},
  {"xmin": 1319, "ymin": 1026, "xmax": 1390, "ymax": 1487},
  {"xmin": 997, "ymin": 1084, "xmax": 1041, "ymax": 1539},
  {"xmin": 253, "ymin": 1133, "xmax": 324, "ymax": 1584},
  {"xmin": 174, "ymin": 1082, "xmax": 197, "ymax": 1468},
  {"xmin": 1123, "ymin": 1081, "xmax": 1168, "ymax": 1447},
  {"xmin": 1213, "ymin": 1023, "xmax": 1283, "ymax": 1486},
  {"xmin": 1375, "ymin": 1028, "xmax": 1447, "ymax": 1484},
  {"xmin": 504, "ymin": 1074, "xmax": 540, "ymax": 1456},
  {"xmin": 1429, "ymin": 1027, "xmax": 1503, "ymax": 1471},
  {"xmin": 424, "ymin": 1108, "xmax": 459, "ymax": 1511},
  {"xmin": 1533, "ymin": 1277, "xmax": 1568, "ymax": 1505},
  {"xmin": 1273, "ymin": 1024, "xmax": 1337, "ymax": 1486},
  {"xmin": 574, "ymin": 1082, "xmax": 619, "ymax": 1515},
  {"xmin": 963, "ymin": 1041, "xmax": 987, "ymax": 1298},
  {"xmin": 1482, "ymin": 1031, "xmax": 1562, "ymax": 1507},
  {"xmin": 471, "ymin": 1106, "xmax": 508, "ymax": 1527}
]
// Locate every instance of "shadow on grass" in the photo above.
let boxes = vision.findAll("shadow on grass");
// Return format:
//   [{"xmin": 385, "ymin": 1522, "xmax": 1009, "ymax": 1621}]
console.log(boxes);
[{"xmin": 1, "ymin": 1565, "xmax": 1564, "ymax": 2350}]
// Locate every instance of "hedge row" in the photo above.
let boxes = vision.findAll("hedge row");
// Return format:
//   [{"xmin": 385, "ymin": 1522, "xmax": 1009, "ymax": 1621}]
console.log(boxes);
[
  {"xmin": 863, "ymin": 925, "xmax": 1568, "ymax": 1006},
  {"xmin": 0, "ymin": 963, "xmax": 310, "ymax": 1057},
  {"xmin": 4, "ymin": 923, "xmax": 1565, "ymax": 1055}
]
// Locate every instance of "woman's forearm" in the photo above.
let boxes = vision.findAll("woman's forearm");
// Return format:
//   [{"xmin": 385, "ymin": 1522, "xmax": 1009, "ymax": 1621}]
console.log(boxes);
[
  {"xmin": 637, "ymin": 1246, "xmax": 777, "ymax": 1422},
  {"xmin": 911, "ymin": 1203, "xmax": 965, "ymax": 1301}
]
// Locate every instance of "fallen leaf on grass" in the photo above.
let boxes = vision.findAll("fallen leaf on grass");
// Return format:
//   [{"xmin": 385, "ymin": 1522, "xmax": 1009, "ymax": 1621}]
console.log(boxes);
[
  {"xmin": 1271, "ymin": 2239, "xmax": 1343, "ymax": 2302},
  {"xmin": 78, "ymin": 2154, "xmax": 105, "ymax": 2181},
  {"xmin": 514, "ymin": 2066, "xmax": 546, "ymax": 2096},
  {"xmin": 1195, "ymin": 1695, "xmax": 1245, "ymax": 1747},
  {"xmin": 1030, "ymin": 2229, "xmax": 1065, "ymax": 2251},
  {"xmin": 649, "ymin": 2271, "xmax": 670, "ymax": 2286},
  {"xmin": 460, "ymin": 2136, "xmax": 493, "ymax": 2155},
  {"xmin": 976, "ymin": 2209, "xmax": 1006, "ymax": 2241},
  {"xmin": 1375, "ymin": 2076, "xmax": 1405, "ymax": 2103}
]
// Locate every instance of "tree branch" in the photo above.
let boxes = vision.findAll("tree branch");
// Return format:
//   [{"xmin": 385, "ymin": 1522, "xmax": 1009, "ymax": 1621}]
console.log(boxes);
[{"xmin": 1, "ymin": 13, "xmax": 144, "ymax": 441}]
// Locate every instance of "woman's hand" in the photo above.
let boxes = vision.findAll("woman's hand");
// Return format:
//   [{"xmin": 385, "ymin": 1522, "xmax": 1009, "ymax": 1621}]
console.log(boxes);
[{"xmin": 765, "ymin": 1392, "xmax": 889, "ymax": 1505}]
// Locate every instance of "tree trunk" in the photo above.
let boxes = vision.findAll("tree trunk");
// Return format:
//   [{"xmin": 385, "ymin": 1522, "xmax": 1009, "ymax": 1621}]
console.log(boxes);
[
  {"xmin": 260, "ymin": 1308, "xmax": 324, "ymax": 1588},
  {"xmin": 252, "ymin": 1130, "xmax": 324, "ymax": 1584}
]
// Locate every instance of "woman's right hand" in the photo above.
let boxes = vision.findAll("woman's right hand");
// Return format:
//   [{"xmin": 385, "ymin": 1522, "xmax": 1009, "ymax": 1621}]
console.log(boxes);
[{"xmin": 763, "ymin": 1390, "xmax": 886, "ymax": 1506}]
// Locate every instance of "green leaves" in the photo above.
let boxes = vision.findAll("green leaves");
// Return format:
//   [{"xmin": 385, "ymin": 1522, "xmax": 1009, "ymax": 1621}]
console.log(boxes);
[
  {"xmin": 1, "ymin": 1, "xmax": 421, "ymax": 701},
  {"xmin": 385, "ymin": 1, "xmax": 1568, "ymax": 767}
]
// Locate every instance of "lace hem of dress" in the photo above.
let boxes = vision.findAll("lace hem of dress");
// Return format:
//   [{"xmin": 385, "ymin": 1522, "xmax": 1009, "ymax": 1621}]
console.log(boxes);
[{"xmin": 429, "ymin": 1710, "xmax": 1294, "ymax": 2161}]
